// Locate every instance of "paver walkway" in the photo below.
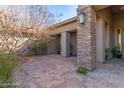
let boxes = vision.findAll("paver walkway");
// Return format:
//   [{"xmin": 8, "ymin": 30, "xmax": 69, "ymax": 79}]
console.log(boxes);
[{"xmin": 13, "ymin": 54, "xmax": 124, "ymax": 88}]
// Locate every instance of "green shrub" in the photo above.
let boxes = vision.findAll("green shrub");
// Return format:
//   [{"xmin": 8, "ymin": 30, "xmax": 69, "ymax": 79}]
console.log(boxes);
[
  {"xmin": 30, "ymin": 43, "xmax": 39, "ymax": 55},
  {"xmin": 0, "ymin": 51, "xmax": 19, "ymax": 87},
  {"xmin": 105, "ymin": 48, "xmax": 111, "ymax": 53},
  {"xmin": 39, "ymin": 41, "xmax": 48, "ymax": 50},
  {"xmin": 111, "ymin": 47, "xmax": 121, "ymax": 58},
  {"xmin": 76, "ymin": 67, "xmax": 89, "ymax": 74},
  {"xmin": 105, "ymin": 47, "xmax": 122, "ymax": 58},
  {"xmin": 30, "ymin": 40, "xmax": 48, "ymax": 55}
]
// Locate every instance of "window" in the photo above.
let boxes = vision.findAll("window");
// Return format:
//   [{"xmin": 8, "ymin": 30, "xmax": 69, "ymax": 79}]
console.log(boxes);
[{"xmin": 115, "ymin": 28, "xmax": 122, "ymax": 51}]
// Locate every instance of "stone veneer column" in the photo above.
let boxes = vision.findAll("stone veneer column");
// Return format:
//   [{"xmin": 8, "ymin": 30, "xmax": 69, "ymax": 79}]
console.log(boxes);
[
  {"xmin": 61, "ymin": 32, "xmax": 70, "ymax": 57},
  {"xmin": 77, "ymin": 6, "xmax": 96, "ymax": 70}
]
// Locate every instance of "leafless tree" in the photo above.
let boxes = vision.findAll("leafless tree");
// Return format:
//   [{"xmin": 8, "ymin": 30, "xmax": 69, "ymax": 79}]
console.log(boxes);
[{"xmin": 0, "ymin": 5, "xmax": 62, "ymax": 54}]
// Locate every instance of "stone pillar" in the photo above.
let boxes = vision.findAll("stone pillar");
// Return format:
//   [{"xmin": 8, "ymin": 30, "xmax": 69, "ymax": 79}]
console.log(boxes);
[
  {"xmin": 77, "ymin": 6, "xmax": 96, "ymax": 70},
  {"xmin": 96, "ymin": 18, "xmax": 105, "ymax": 62},
  {"xmin": 61, "ymin": 32, "xmax": 70, "ymax": 57}
]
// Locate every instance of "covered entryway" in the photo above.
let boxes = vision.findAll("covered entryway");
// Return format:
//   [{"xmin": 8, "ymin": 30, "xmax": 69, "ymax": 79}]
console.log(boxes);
[
  {"xmin": 57, "ymin": 30, "xmax": 77, "ymax": 57},
  {"xmin": 96, "ymin": 5, "xmax": 124, "ymax": 63},
  {"xmin": 77, "ymin": 5, "xmax": 124, "ymax": 70},
  {"xmin": 48, "ymin": 30, "xmax": 77, "ymax": 57},
  {"xmin": 48, "ymin": 17, "xmax": 77, "ymax": 57}
]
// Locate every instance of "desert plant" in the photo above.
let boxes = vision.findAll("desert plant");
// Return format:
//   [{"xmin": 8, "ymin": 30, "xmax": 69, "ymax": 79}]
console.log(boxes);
[
  {"xmin": 0, "ymin": 51, "xmax": 19, "ymax": 87},
  {"xmin": 76, "ymin": 67, "xmax": 89, "ymax": 74}
]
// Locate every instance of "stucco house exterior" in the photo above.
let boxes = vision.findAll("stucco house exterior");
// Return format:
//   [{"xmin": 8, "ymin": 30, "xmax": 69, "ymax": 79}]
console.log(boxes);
[{"xmin": 47, "ymin": 5, "xmax": 124, "ymax": 70}]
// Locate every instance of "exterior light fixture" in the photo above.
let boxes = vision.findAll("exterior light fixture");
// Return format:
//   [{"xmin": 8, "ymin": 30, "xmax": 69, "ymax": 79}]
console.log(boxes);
[
  {"xmin": 79, "ymin": 13, "xmax": 85, "ymax": 24},
  {"xmin": 120, "ymin": 6, "xmax": 124, "ymax": 10}
]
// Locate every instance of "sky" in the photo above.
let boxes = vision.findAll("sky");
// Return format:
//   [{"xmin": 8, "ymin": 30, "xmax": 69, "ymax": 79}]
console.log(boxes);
[
  {"xmin": 0, "ymin": 5, "xmax": 78, "ymax": 23},
  {"xmin": 48, "ymin": 5, "xmax": 77, "ymax": 22}
]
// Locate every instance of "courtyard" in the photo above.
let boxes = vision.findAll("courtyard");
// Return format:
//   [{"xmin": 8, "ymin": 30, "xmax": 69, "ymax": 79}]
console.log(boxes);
[{"xmin": 13, "ymin": 54, "xmax": 124, "ymax": 88}]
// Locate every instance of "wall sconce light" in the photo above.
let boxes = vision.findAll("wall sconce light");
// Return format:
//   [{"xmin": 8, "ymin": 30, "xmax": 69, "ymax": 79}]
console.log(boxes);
[
  {"xmin": 120, "ymin": 6, "xmax": 124, "ymax": 10},
  {"xmin": 79, "ymin": 13, "xmax": 85, "ymax": 24}
]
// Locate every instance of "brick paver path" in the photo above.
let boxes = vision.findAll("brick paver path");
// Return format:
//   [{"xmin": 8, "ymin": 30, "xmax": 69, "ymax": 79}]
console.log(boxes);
[{"xmin": 13, "ymin": 55, "xmax": 124, "ymax": 88}]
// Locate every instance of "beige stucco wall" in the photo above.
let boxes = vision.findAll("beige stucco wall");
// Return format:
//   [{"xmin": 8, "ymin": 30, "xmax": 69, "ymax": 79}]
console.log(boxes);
[
  {"xmin": 113, "ymin": 13, "xmax": 124, "ymax": 28},
  {"xmin": 48, "ymin": 35, "xmax": 61, "ymax": 54},
  {"xmin": 49, "ymin": 21, "xmax": 77, "ymax": 35},
  {"xmin": 97, "ymin": 7, "xmax": 112, "ymax": 48},
  {"xmin": 113, "ymin": 12, "xmax": 124, "ymax": 39}
]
